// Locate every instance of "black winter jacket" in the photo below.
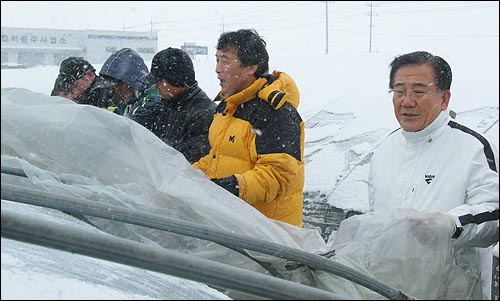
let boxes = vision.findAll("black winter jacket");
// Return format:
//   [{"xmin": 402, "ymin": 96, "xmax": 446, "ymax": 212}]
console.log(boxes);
[
  {"xmin": 130, "ymin": 83, "xmax": 216, "ymax": 163},
  {"xmin": 78, "ymin": 76, "xmax": 121, "ymax": 109}
]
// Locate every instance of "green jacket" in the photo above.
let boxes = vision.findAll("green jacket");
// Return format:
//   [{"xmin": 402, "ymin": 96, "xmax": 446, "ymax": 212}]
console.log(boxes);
[{"xmin": 109, "ymin": 85, "xmax": 160, "ymax": 116}]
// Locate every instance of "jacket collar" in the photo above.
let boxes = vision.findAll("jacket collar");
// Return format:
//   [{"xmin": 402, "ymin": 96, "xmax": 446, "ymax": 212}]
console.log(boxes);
[
  {"xmin": 401, "ymin": 109, "xmax": 450, "ymax": 144},
  {"xmin": 221, "ymin": 77, "xmax": 268, "ymax": 114},
  {"xmin": 164, "ymin": 82, "xmax": 200, "ymax": 107},
  {"xmin": 220, "ymin": 70, "xmax": 300, "ymax": 115}
]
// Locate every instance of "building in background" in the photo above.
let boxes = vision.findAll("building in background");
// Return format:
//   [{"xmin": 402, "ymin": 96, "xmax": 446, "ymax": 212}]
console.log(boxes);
[
  {"xmin": 1, "ymin": 27, "xmax": 157, "ymax": 68},
  {"xmin": 181, "ymin": 42, "xmax": 208, "ymax": 60}
]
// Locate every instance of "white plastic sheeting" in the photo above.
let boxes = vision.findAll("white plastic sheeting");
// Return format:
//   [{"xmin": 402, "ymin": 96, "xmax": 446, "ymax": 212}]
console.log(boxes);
[
  {"xmin": 329, "ymin": 209, "xmax": 481, "ymax": 299},
  {"xmin": 1, "ymin": 88, "xmax": 322, "ymax": 248},
  {"xmin": 1, "ymin": 88, "xmax": 478, "ymax": 299}
]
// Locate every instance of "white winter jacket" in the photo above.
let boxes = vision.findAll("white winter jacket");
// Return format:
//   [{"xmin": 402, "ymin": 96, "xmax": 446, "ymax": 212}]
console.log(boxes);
[
  {"xmin": 368, "ymin": 110, "xmax": 499, "ymax": 298},
  {"xmin": 369, "ymin": 110, "xmax": 498, "ymax": 246}
]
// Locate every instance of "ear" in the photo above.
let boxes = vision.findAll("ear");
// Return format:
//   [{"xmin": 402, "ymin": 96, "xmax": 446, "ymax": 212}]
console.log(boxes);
[
  {"xmin": 440, "ymin": 90, "xmax": 451, "ymax": 110},
  {"xmin": 246, "ymin": 64, "xmax": 258, "ymax": 76}
]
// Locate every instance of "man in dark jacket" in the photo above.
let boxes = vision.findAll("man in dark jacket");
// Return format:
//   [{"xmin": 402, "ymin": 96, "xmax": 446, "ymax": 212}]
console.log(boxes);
[
  {"xmin": 78, "ymin": 75, "xmax": 121, "ymax": 110},
  {"xmin": 130, "ymin": 48, "xmax": 216, "ymax": 163},
  {"xmin": 99, "ymin": 48, "xmax": 160, "ymax": 116},
  {"xmin": 51, "ymin": 56, "xmax": 95, "ymax": 100}
]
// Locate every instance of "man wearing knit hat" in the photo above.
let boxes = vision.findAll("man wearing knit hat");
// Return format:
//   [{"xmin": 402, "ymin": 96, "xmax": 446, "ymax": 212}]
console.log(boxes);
[
  {"xmin": 51, "ymin": 57, "xmax": 96, "ymax": 101},
  {"xmin": 130, "ymin": 47, "xmax": 216, "ymax": 164},
  {"xmin": 51, "ymin": 56, "xmax": 120, "ymax": 110},
  {"xmin": 150, "ymin": 47, "xmax": 197, "ymax": 88}
]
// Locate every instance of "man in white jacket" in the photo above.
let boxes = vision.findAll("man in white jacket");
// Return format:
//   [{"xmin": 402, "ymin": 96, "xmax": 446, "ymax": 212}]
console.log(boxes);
[{"xmin": 368, "ymin": 51, "xmax": 499, "ymax": 299}]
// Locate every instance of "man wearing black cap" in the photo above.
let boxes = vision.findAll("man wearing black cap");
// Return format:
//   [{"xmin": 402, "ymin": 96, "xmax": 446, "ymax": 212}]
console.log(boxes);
[
  {"xmin": 130, "ymin": 47, "xmax": 216, "ymax": 164},
  {"xmin": 51, "ymin": 56, "xmax": 119, "ymax": 109},
  {"xmin": 51, "ymin": 57, "xmax": 96, "ymax": 101}
]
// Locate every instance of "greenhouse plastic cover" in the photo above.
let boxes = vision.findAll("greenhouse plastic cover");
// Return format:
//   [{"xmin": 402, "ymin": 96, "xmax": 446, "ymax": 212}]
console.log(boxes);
[{"xmin": 1, "ymin": 88, "xmax": 479, "ymax": 299}]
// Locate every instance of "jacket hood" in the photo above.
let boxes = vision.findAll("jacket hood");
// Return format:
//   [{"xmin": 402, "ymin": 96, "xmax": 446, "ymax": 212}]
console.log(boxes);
[
  {"xmin": 220, "ymin": 70, "xmax": 300, "ymax": 114},
  {"xmin": 258, "ymin": 70, "xmax": 300, "ymax": 109},
  {"xmin": 99, "ymin": 48, "xmax": 150, "ymax": 92}
]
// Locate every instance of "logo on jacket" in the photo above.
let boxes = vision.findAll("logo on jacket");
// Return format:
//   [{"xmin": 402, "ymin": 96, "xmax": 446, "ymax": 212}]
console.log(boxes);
[
  {"xmin": 424, "ymin": 174, "xmax": 435, "ymax": 184},
  {"xmin": 229, "ymin": 135, "xmax": 235, "ymax": 143}
]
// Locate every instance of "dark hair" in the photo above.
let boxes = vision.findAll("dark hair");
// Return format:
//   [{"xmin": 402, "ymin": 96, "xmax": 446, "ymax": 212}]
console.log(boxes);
[
  {"xmin": 216, "ymin": 29, "xmax": 269, "ymax": 78},
  {"xmin": 389, "ymin": 51, "xmax": 452, "ymax": 91}
]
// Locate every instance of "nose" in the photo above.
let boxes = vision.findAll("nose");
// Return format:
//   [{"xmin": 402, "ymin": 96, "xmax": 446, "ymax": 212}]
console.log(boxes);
[
  {"xmin": 215, "ymin": 61, "xmax": 223, "ymax": 74},
  {"xmin": 400, "ymin": 91, "xmax": 415, "ymax": 106}
]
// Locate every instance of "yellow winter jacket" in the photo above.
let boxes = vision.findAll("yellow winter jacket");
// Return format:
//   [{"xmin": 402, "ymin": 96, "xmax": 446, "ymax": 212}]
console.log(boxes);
[{"xmin": 193, "ymin": 71, "xmax": 304, "ymax": 227}]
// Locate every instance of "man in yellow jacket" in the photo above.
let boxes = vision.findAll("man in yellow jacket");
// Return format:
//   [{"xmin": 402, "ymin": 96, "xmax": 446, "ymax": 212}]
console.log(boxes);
[{"xmin": 193, "ymin": 29, "xmax": 304, "ymax": 227}]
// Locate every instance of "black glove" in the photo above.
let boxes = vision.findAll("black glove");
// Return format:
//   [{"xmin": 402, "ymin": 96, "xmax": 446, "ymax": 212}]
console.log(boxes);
[{"xmin": 211, "ymin": 175, "xmax": 239, "ymax": 197}]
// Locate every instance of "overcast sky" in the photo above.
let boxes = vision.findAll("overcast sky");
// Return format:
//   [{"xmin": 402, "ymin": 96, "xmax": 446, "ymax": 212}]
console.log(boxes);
[
  {"xmin": 2, "ymin": 3, "xmax": 499, "ymax": 298},
  {"xmin": 2, "ymin": 1, "xmax": 499, "ymax": 55}
]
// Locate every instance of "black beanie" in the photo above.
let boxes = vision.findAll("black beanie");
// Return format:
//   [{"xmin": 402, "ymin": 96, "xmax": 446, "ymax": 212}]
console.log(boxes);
[
  {"xmin": 52, "ymin": 57, "xmax": 95, "ymax": 95},
  {"xmin": 151, "ymin": 48, "xmax": 196, "ymax": 87},
  {"xmin": 59, "ymin": 57, "xmax": 95, "ymax": 83}
]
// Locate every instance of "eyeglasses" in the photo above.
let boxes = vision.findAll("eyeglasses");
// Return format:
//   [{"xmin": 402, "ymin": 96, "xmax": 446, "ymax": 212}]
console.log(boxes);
[{"xmin": 388, "ymin": 82, "xmax": 440, "ymax": 100}]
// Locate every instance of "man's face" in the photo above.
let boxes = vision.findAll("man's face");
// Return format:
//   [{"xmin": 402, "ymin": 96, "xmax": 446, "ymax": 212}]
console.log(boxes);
[
  {"xmin": 114, "ymin": 82, "xmax": 135, "ymax": 104},
  {"xmin": 391, "ymin": 64, "xmax": 450, "ymax": 132},
  {"xmin": 155, "ymin": 79, "xmax": 183, "ymax": 101},
  {"xmin": 215, "ymin": 47, "xmax": 257, "ymax": 98},
  {"xmin": 72, "ymin": 71, "xmax": 95, "ymax": 100},
  {"xmin": 60, "ymin": 71, "xmax": 96, "ymax": 102}
]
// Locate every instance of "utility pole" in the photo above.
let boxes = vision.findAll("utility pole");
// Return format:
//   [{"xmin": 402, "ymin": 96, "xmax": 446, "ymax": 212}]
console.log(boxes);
[
  {"xmin": 325, "ymin": 1, "xmax": 334, "ymax": 55},
  {"xmin": 217, "ymin": 17, "xmax": 225, "ymax": 33},
  {"xmin": 367, "ymin": 2, "xmax": 378, "ymax": 53},
  {"xmin": 215, "ymin": 12, "xmax": 225, "ymax": 33},
  {"xmin": 369, "ymin": 2, "xmax": 373, "ymax": 53},
  {"xmin": 326, "ymin": 1, "xmax": 329, "ymax": 55}
]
